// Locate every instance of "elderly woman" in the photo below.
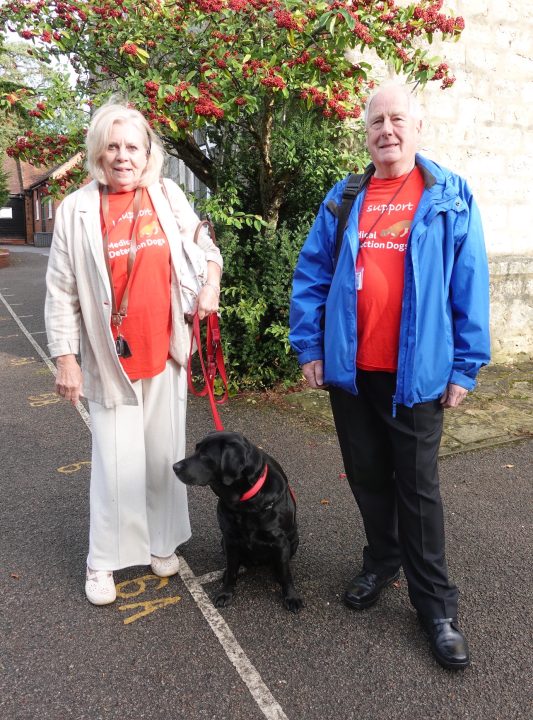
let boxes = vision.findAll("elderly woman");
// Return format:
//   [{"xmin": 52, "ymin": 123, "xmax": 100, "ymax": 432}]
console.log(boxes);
[{"xmin": 45, "ymin": 102, "xmax": 223, "ymax": 605}]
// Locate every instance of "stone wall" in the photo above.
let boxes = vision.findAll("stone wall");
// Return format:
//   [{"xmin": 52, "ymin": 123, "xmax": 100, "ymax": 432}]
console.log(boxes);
[
  {"xmin": 366, "ymin": 1, "xmax": 533, "ymax": 360},
  {"xmin": 415, "ymin": 0, "xmax": 532, "ymax": 259},
  {"xmin": 420, "ymin": 1, "xmax": 533, "ymax": 361}
]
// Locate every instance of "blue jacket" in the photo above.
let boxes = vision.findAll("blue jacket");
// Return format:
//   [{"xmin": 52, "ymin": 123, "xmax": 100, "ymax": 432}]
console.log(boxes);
[{"xmin": 289, "ymin": 154, "xmax": 490, "ymax": 407}]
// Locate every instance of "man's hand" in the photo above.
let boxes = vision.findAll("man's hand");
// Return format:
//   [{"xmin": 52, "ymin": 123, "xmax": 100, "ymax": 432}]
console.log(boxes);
[
  {"xmin": 301, "ymin": 360, "xmax": 325, "ymax": 389},
  {"xmin": 55, "ymin": 354, "xmax": 83, "ymax": 405},
  {"xmin": 440, "ymin": 383, "xmax": 468, "ymax": 408}
]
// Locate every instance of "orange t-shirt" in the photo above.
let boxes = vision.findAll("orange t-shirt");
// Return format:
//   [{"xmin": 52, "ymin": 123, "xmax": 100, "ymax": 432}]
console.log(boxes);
[
  {"xmin": 101, "ymin": 188, "xmax": 172, "ymax": 380},
  {"xmin": 356, "ymin": 167, "xmax": 424, "ymax": 372}
]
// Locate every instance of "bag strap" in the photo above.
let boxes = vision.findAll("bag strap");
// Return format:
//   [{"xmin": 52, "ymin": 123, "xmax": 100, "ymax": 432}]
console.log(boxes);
[
  {"xmin": 187, "ymin": 312, "xmax": 228, "ymax": 431},
  {"xmin": 334, "ymin": 164, "xmax": 375, "ymax": 267},
  {"xmin": 160, "ymin": 179, "xmax": 218, "ymax": 247},
  {"xmin": 194, "ymin": 218, "xmax": 218, "ymax": 246}
]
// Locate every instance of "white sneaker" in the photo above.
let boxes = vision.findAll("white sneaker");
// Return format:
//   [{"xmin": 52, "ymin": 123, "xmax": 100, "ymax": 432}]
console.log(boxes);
[
  {"xmin": 85, "ymin": 567, "xmax": 116, "ymax": 605},
  {"xmin": 150, "ymin": 553, "xmax": 179, "ymax": 577}
]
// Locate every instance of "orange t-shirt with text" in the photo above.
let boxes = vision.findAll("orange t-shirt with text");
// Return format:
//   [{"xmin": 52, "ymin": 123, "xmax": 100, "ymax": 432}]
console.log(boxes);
[
  {"xmin": 101, "ymin": 188, "xmax": 172, "ymax": 380},
  {"xmin": 356, "ymin": 167, "xmax": 424, "ymax": 372}
]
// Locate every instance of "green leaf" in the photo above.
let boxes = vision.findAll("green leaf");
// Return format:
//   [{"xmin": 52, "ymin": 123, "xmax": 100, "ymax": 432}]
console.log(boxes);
[{"xmin": 339, "ymin": 9, "xmax": 356, "ymax": 31}]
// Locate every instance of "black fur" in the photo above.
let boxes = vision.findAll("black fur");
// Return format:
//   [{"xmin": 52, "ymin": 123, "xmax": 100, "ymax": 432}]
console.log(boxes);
[{"xmin": 173, "ymin": 431, "xmax": 303, "ymax": 612}]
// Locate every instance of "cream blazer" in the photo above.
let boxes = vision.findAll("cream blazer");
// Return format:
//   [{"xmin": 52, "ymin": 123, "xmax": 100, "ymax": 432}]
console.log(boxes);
[{"xmin": 45, "ymin": 178, "xmax": 223, "ymax": 408}]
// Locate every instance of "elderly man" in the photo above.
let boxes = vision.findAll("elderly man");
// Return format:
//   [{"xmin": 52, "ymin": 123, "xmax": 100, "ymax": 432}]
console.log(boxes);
[{"xmin": 289, "ymin": 83, "xmax": 490, "ymax": 669}]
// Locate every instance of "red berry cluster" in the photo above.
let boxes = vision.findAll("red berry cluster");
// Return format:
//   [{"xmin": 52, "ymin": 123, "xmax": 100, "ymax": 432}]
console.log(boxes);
[
  {"xmin": 260, "ymin": 73, "xmax": 286, "ymax": 90},
  {"xmin": 286, "ymin": 51, "xmax": 310, "ymax": 68},
  {"xmin": 228, "ymin": 0, "xmax": 249, "ymax": 10},
  {"xmin": 431, "ymin": 61, "xmax": 449, "ymax": 80},
  {"xmin": 274, "ymin": 10, "xmax": 306, "ymax": 32},
  {"xmin": 212, "ymin": 30, "xmax": 238, "ymax": 42},
  {"xmin": 194, "ymin": 96, "xmax": 224, "ymax": 119},
  {"xmin": 242, "ymin": 59, "xmax": 265, "ymax": 78},
  {"xmin": 353, "ymin": 22, "xmax": 373, "ymax": 45},
  {"xmin": 314, "ymin": 57, "xmax": 332, "ymax": 74},
  {"xmin": 196, "ymin": 0, "xmax": 223, "ymax": 12},
  {"xmin": 93, "ymin": 5, "xmax": 123, "ymax": 20},
  {"xmin": 144, "ymin": 80, "xmax": 160, "ymax": 98},
  {"xmin": 121, "ymin": 43, "xmax": 138, "ymax": 55},
  {"xmin": 7, "ymin": 129, "xmax": 73, "ymax": 167},
  {"xmin": 413, "ymin": 2, "xmax": 464, "ymax": 35}
]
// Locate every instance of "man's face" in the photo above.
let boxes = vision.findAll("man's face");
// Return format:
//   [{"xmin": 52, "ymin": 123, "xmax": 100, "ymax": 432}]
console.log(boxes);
[{"xmin": 365, "ymin": 87, "xmax": 422, "ymax": 178}]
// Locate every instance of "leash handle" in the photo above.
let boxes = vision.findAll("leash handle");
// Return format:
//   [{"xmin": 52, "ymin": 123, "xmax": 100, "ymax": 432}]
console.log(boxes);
[{"xmin": 187, "ymin": 312, "xmax": 228, "ymax": 431}]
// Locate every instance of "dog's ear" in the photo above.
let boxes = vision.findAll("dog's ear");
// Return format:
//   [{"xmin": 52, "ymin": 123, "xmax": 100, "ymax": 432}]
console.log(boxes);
[
  {"xmin": 220, "ymin": 442, "xmax": 247, "ymax": 486},
  {"xmin": 221, "ymin": 437, "xmax": 262, "ymax": 486}
]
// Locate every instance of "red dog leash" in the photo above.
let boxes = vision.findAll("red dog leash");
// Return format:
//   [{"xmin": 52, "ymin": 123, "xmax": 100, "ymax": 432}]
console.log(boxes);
[{"xmin": 187, "ymin": 312, "xmax": 228, "ymax": 431}]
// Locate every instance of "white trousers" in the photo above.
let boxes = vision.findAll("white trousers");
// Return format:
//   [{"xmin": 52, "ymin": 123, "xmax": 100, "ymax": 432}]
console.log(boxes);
[{"xmin": 87, "ymin": 360, "xmax": 191, "ymax": 571}]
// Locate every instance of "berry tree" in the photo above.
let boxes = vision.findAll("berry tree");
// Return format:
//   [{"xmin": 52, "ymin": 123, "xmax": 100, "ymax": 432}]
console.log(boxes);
[
  {"xmin": 1, "ymin": 0, "xmax": 465, "ymax": 389},
  {"xmin": 2, "ymin": 0, "xmax": 463, "ymax": 224}
]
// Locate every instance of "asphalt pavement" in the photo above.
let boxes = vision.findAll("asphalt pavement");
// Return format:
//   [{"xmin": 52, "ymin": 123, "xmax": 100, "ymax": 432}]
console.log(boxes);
[{"xmin": 0, "ymin": 246, "xmax": 532, "ymax": 720}]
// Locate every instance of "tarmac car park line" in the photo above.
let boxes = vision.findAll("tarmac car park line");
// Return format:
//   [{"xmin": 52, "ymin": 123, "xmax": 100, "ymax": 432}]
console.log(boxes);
[
  {"xmin": 0, "ymin": 287, "xmax": 291, "ymax": 720},
  {"xmin": 0, "ymin": 288, "xmax": 92, "ymax": 429}
]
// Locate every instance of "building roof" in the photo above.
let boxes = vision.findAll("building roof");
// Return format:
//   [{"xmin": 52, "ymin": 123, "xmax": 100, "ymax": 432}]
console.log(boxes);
[
  {"xmin": 28, "ymin": 152, "xmax": 84, "ymax": 188},
  {"xmin": 3, "ymin": 153, "xmax": 83, "ymax": 194},
  {"xmin": 3, "ymin": 155, "xmax": 48, "ymax": 194}
]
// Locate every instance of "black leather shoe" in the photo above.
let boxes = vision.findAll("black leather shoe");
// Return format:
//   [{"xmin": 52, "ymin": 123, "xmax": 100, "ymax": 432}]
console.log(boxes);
[
  {"xmin": 418, "ymin": 616, "xmax": 470, "ymax": 670},
  {"xmin": 343, "ymin": 569, "xmax": 400, "ymax": 610}
]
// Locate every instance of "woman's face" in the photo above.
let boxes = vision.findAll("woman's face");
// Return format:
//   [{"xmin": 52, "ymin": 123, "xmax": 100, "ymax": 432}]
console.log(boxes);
[{"xmin": 100, "ymin": 121, "xmax": 149, "ymax": 192}]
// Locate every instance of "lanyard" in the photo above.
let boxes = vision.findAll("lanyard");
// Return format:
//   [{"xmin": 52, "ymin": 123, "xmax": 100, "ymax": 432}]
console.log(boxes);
[
  {"xmin": 100, "ymin": 184, "xmax": 143, "ymax": 329},
  {"xmin": 359, "ymin": 166, "xmax": 414, "ymax": 240}
]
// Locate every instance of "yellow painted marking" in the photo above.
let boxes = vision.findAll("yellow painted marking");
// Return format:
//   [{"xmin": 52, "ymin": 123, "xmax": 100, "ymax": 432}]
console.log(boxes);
[
  {"xmin": 115, "ymin": 575, "xmax": 181, "ymax": 625},
  {"xmin": 116, "ymin": 574, "xmax": 168, "ymax": 598},
  {"xmin": 28, "ymin": 392, "xmax": 61, "ymax": 407},
  {"xmin": 10, "ymin": 357, "xmax": 36, "ymax": 366},
  {"xmin": 119, "ymin": 595, "xmax": 181, "ymax": 625},
  {"xmin": 57, "ymin": 461, "xmax": 91, "ymax": 474}
]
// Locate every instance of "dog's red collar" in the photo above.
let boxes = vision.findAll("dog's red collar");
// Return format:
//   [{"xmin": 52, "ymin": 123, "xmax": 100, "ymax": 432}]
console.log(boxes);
[{"xmin": 240, "ymin": 465, "xmax": 268, "ymax": 502}]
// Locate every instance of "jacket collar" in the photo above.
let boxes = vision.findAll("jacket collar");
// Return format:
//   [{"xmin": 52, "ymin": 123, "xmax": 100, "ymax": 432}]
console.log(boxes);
[{"xmin": 360, "ymin": 155, "xmax": 437, "ymax": 191}]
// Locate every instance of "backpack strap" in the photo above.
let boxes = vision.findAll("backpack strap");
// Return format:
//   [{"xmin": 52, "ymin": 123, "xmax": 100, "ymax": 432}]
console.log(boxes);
[{"xmin": 334, "ymin": 163, "xmax": 375, "ymax": 267}]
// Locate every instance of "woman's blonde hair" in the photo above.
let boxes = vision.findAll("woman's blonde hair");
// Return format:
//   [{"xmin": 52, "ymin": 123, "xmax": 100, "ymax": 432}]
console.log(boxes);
[{"xmin": 85, "ymin": 100, "xmax": 165, "ymax": 187}]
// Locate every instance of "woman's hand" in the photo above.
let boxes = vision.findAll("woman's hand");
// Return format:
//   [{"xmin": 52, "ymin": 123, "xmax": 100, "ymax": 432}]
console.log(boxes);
[
  {"xmin": 196, "ymin": 282, "xmax": 220, "ymax": 320},
  {"xmin": 55, "ymin": 354, "xmax": 83, "ymax": 405}
]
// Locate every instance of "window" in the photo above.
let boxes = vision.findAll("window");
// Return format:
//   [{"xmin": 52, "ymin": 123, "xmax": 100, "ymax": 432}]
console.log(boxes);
[
  {"xmin": 0, "ymin": 207, "xmax": 13, "ymax": 219},
  {"xmin": 47, "ymin": 198, "xmax": 53, "ymax": 219},
  {"xmin": 35, "ymin": 197, "xmax": 40, "ymax": 221}
]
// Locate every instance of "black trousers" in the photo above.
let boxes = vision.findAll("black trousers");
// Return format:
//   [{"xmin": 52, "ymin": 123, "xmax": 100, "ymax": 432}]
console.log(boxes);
[{"xmin": 329, "ymin": 370, "xmax": 458, "ymax": 618}]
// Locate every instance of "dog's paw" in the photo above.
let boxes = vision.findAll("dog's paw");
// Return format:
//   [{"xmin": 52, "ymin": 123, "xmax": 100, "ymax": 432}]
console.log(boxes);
[
  {"xmin": 213, "ymin": 590, "xmax": 234, "ymax": 608},
  {"xmin": 283, "ymin": 595, "xmax": 304, "ymax": 613}
]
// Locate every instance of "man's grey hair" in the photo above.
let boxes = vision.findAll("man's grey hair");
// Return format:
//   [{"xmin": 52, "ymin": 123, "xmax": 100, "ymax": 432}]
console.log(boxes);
[{"xmin": 364, "ymin": 83, "xmax": 423, "ymax": 126}]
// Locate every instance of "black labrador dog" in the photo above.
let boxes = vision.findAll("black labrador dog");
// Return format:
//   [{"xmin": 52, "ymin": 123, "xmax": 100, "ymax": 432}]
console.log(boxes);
[{"xmin": 173, "ymin": 431, "xmax": 303, "ymax": 612}]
